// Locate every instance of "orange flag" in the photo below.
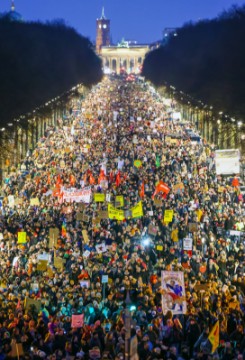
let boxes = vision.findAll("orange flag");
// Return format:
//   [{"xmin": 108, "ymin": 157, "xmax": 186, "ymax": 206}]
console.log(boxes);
[
  {"xmin": 116, "ymin": 171, "xmax": 121, "ymax": 187},
  {"xmin": 89, "ymin": 174, "xmax": 96, "ymax": 185},
  {"xmin": 70, "ymin": 174, "xmax": 76, "ymax": 186},
  {"xmin": 140, "ymin": 181, "xmax": 145, "ymax": 198}
]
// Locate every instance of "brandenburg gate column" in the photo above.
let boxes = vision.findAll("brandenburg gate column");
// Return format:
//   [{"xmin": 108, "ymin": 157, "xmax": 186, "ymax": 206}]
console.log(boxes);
[
  {"xmin": 116, "ymin": 58, "xmax": 120, "ymax": 74},
  {"xmin": 109, "ymin": 57, "xmax": 112, "ymax": 72}
]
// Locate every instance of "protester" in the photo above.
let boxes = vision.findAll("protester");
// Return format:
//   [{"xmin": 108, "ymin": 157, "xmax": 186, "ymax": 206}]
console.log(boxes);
[{"xmin": 0, "ymin": 75, "xmax": 244, "ymax": 360}]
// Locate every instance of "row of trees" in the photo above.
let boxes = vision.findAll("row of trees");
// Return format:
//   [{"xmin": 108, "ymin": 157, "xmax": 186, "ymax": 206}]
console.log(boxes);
[
  {"xmin": 0, "ymin": 18, "xmax": 103, "ymax": 126},
  {"xmin": 142, "ymin": 5, "xmax": 245, "ymax": 119}
]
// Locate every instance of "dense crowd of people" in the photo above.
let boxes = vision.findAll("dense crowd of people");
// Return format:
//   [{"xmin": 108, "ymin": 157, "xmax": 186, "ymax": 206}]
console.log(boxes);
[{"xmin": 0, "ymin": 76, "xmax": 244, "ymax": 360}]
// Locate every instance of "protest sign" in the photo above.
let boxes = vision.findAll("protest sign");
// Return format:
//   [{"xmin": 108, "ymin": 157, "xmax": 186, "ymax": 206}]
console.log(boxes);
[
  {"xmin": 49, "ymin": 228, "xmax": 59, "ymax": 248},
  {"xmin": 115, "ymin": 195, "xmax": 124, "ymax": 207},
  {"xmin": 62, "ymin": 187, "xmax": 91, "ymax": 203},
  {"xmin": 98, "ymin": 210, "xmax": 108, "ymax": 219},
  {"xmin": 172, "ymin": 183, "xmax": 184, "ymax": 193},
  {"xmin": 108, "ymin": 204, "xmax": 124, "ymax": 220},
  {"xmin": 183, "ymin": 238, "xmax": 193, "ymax": 251},
  {"xmin": 30, "ymin": 198, "xmax": 40, "ymax": 206},
  {"xmin": 154, "ymin": 198, "xmax": 163, "ymax": 207},
  {"xmin": 37, "ymin": 260, "xmax": 48, "ymax": 272},
  {"xmin": 148, "ymin": 224, "xmax": 158, "ymax": 236},
  {"xmin": 164, "ymin": 210, "xmax": 174, "ymax": 223},
  {"xmin": 82, "ymin": 214, "xmax": 89, "ymax": 222},
  {"xmin": 71, "ymin": 314, "xmax": 84, "ymax": 328},
  {"xmin": 94, "ymin": 193, "xmax": 105, "ymax": 202},
  {"xmin": 76, "ymin": 212, "xmax": 83, "ymax": 221},
  {"xmin": 131, "ymin": 201, "xmax": 143, "ymax": 218},
  {"xmin": 54, "ymin": 257, "xmax": 65, "ymax": 269},
  {"xmin": 80, "ymin": 280, "xmax": 90, "ymax": 288},
  {"xmin": 17, "ymin": 232, "xmax": 27, "ymax": 244},
  {"xmin": 24, "ymin": 297, "xmax": 41, "ymax": 312},
  {"xmin": 102, "ymin": 275, "xmax": 108, "ymax": 283},
  {"xmin": 188, "ymin": 223, "xmax": 198, "ymax": 233},
  {"xmin": 161, "ymin": 271, "xmax": 186, "ymax": 315}
]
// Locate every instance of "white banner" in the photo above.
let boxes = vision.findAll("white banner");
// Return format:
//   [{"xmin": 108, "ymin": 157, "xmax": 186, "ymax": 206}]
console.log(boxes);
[
  {"xmin": 215, "ymin": 149, "xmax": 240, "ymax": 175},
  {"xmin": 62, "ymin": 187, "xmax": 91, "ymax": 203},
  {"xmin": 161, "ymin": 271, "xmax": 186, "ymax": 315}
]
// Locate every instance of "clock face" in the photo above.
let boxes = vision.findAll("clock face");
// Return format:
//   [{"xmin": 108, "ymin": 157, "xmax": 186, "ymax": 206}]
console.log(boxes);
[
  {"xmin": 99, "ymin": 24, "xmax": 102, "ymax": 29},
  {"xmin": 103, "ymin": 24, "xmax": 107, "ymax": 29}
]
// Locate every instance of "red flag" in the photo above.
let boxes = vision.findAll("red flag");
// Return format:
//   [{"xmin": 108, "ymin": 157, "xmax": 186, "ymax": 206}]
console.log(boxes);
[
  {"xmin": 89, "ymin": 174, "xmax": 96, "ymax": 185},
  {"xmin": 98, "ymin": 169, "xmax": 106, "ymax": 184},
  {"xmin": 56, "ymin": 174, "xmax": 62, "ymax": 187},
  {"xmin": 70, "ymin": 174, "xmax": 76, "ymax": 186},
  {"xmin": 140, "ymin": 181, "xmax": 145, "ymax": 198},
  {"xmin": 152, "ymin": 181, "xmax": 170, "ymax": 198},
  {"xmin": 47, "ymin": 173, "xmax": 51, "ymax": 185},
  {"xmin": 116, "ymin": 171, "xmax": 121, "ymax": 187},
  {"xmin": 109, "ymin": 170, "xmax": 114, "ymax": 183}
]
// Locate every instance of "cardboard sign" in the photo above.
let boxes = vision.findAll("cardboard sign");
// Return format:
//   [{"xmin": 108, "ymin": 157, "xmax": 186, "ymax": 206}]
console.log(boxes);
[
  {"xmin": 172, "ymin": 183, "xmax": 185, "ymax": 193},
  {"xmin": 164, "ymin": 210, "xmax": 174, "ymax": 223},
  {"xmin": 154, "ymin": 199, "xmax": 163, "ymax": 207},
  {"xmin": 94, "ymin": 193, "xmax": 105, "ymax": 202},
  {"xmin": 188, "ymin": 223, "xmax": 198, "ymax": 233},
  {"xmin": 18, "ymin": 232, "xmax": 27, "ymax": 244},
  {"xmin": 9, "ymin": 340, "xmax": 24, "ymax": 358},
  {"xmin": 148, "ymin": 224, "xmax": 158, "ymax": 236},
  {"xmin": 194, "ymin": 284, "xmax": 209, "ymax": 292},
  {"xmin": 82, "ymin": 214, "xmax": 89, "ymax": 222},
  {"xmin": 49, "ymin": 227, "xmax": 59, "ymax": 248},
  {"xmin": 37, "ymin": 260, "xmax": 48, "ymax": 272},
  {"xmin": 76, "ymin": 212, "xmax": 83, "ymax": 221},
  {"xmin": 54, "ymin": 257, "xmax": 65, "ymax": 269},
  {"xmin": 24, "ymin": 297, "xmax": 41, "ymax": 311},
  {"xmin": 30, "ymin": 198, "xmax": 40, "ymax": 206},
  {"xmin": 98, "ymin": 210, "xmax": 108, "ymax": 219}
]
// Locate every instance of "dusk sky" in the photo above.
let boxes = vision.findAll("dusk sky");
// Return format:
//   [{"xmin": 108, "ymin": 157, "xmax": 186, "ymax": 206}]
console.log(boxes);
[{"xmin": 2, "ymin": 0, "xmax": 245, "ymax": 43}]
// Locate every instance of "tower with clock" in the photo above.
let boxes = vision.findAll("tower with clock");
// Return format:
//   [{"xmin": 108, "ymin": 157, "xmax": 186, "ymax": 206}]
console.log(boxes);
[{"xmin": 96, "ymin": 7, "xmax": 110, "ymax": 54}]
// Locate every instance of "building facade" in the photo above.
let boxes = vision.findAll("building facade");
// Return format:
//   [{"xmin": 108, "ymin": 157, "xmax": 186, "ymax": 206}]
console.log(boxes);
[
  {"xmin": 96, "ymin": 9, "xmax": 149, "ymax": 74},
  {"xmin": 96, "ymin": 8, "xmax": 110, "ymax": 54}
]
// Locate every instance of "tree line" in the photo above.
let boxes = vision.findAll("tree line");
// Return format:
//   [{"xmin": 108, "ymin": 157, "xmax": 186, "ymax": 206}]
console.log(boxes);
[
  {"xmin": 0, "ymin": 17, "xmax": 103, "ymax": 126},
  {"xmin": 142, "ymin": 5, "xmax": 245, "ymax": 119}
]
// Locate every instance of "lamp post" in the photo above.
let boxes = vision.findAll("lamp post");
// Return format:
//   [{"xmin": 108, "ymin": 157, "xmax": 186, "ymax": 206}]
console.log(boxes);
[{"xmin": 125, "ymin": 290, "xmax": 132, "ymax": 360}]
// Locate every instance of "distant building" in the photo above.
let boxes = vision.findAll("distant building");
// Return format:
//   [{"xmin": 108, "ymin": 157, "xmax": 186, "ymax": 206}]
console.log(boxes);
[
  {"xmin": 0, "ymin": 1, "xmax": 23, "ymax": 22},
  {"xmin": 96, "ymin": 7, "xmax": 110, "ymax": 54},
  {"xmin": 162, "ymin": 27, "xmax": 178, "ymax": 44},
  {"xmin": 96, "ymin": 8, "xmax": 149, "ymax": 74}
]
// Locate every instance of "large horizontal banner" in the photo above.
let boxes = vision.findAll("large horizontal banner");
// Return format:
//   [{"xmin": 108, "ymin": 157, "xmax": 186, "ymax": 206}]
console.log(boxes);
[
  {"xmin": 62, "ymin": 187, "xmax": 91, "ymax": 203},
  {"xmin": 161, "ymin": 271, "xmax": 186, "ymax": 315}
]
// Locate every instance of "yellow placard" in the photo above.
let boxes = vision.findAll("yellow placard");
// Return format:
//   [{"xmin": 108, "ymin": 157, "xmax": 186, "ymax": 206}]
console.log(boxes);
[
  {"xmin": 115, "ymin": 195, "xmax": 124, "ymax": 207},
  {"xmin": 131, "ymin": 201, "xmax": 143, "ymax": 218},
  {"xmin": 30, "ymin": 198, "xmax": 40, "ymax": 206},
  {"xmin": 18, "ymin": 232, "xmax": 27, "ymax": 244},
  {"xmin": 94, "ymin": 193, "xmax": 105, "ymax": 202},
  {"xmin": 108, "ymin": 204, "xmax": 124, "ymax": 221},
  {"xmin": 156, "ymin": 245, "xmax": 163, "ymax": 251},
  {"xmin": 164, "ymin": 210, "xmax": 174, "ymax": 223}
]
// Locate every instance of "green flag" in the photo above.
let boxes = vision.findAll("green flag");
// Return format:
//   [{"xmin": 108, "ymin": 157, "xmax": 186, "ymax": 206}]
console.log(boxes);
[{"xmin": 156, "ymin": 155, "xmax": 161, "ymax": 168}]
